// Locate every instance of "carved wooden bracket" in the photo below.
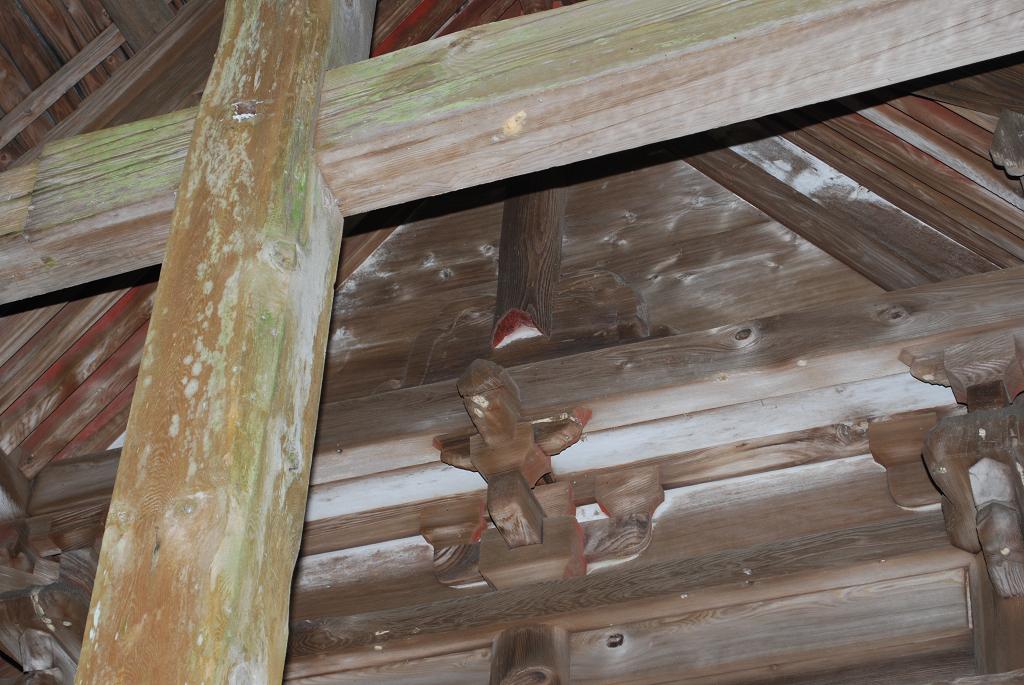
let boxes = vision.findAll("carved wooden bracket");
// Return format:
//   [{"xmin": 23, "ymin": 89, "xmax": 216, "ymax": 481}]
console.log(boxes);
[
  {"xmin": 423, "ymin": 360, "xmax": 664, "ymax": 589},
  {"xmin": 868, "ymin": 413, "xmax": 941, "ymax": 508},
  {"xmin": 490, "ymin": 624, "xmax": 569, "ymax": 685},
  {"xmin": 902, "ymin": 332, "xmax": 1024, "ymax": 598}
]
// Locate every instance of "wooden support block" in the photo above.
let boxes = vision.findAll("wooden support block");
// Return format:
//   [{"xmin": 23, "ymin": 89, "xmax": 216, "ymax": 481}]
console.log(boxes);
[
  {"xmin": 869, "ymin": 413, "xmax": 941, "ymax": 508},
  {"xmin": 970, "ymin": 553, "xmax": 1024, "ymax": 673},
  {"xmin": 470, "ymin": 422, "xmax": 551, "ymax": 485},
  {"xmin": 0, "ymin": 448, "xmax": 29, "ymax": 522},
  {"xmin": 458, "ymin": 360, "xmax": 523, "ymax": 445},
  {"xmin": 420, "ymin": 497, "xmax": 487, "ymax": 548},
  {"xmin": 478, "ymin": 516, "xmax": 585, "ymax": 590},
  {"xmin": 943, "ymin": 332, "xmax": 1024, "ymax": 411},
  {"xmin": 991, "ymin": 110, "xmax": 1024, "ymax": 177},
  {"xmin": 487, "ymin": 471, "xmax": 546, "ymax": 548},
  {"xmin": 433, "ymin": 544, "xmax": 483, "ymax": 587},
  {"xmin": 971, "ymin": 459, "xmax": 1024, "ymax": 598},
  {"xmin": 582, "ymin": 513, "xmax": 652, "ymax": 564},
  {"xmin": 492, "ymin": 170, "xmax": 567, "ymax": 348},
  {"xmin": 901, "ymin": 343, "xmax": 952, "ymax": 387},
  {"xmin": 490, "ymin": 624, "xmax": 569, "ymax": 685},
  {"xmin": 594, "ymin": 465, "xmax": 663, "ymax": 517},
  {"xmin": 534, "ymin": 481, "xmax": 574, "ymax": 517}
]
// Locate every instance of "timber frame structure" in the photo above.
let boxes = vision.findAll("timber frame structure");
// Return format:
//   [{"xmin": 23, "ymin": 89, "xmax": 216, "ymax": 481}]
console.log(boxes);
[{"xmin": 0, "ymin": 0, "xmax": 1023, "ymax": 681}]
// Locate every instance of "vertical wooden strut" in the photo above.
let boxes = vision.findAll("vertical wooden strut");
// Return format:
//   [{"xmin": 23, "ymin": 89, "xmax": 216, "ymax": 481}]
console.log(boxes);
[
  {"xmin": 492, "ymin": 169, "xmax": 567, "ymax": 348},
  {"xmin": 74, "ymin": 0, "xmax": 348, "ymax": 680}
]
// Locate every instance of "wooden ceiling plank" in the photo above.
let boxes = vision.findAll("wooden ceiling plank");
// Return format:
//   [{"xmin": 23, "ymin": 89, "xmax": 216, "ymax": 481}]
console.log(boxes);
[
  {"xmin": 11, "ymin": 0, "xmax": 225, "ymax": 170},
  {"xmin": 821, "ymin": 107, "xmax": 1024, "ymax": 246},
  {"xmin": 17, "ymin": 0, "xmax": 109, "ymax": 96},
  {"xmin": 0, "ymin": 286, "xmax": 128, "ymax": 418},
  {"xmin": 709, "ymin": 122, "xmax": 994, "ymax": 281},
  {"xmin": 0, "ymin": 24, "xmax": 123, "ymax": 150},
  {"xmin": 0, "ymin": 47, "xmax": 53, "ymax": 159},
  {"xmin": 846, "ymin": 98, "xmax": 1024, "ymax": 211},
  {"xmin": 914, "ymin": 58, "xmax": 1024, "ymax": 118},
  {"xmin": 96, "ymin": 0, "xmax": 172, "ymax": 52},
  {"xmin": 370, "ymin": 0, "xmax": 465, "ymax": 56},
  {"xmin": 3, "ymin": 0, "xmax": 1024, "ymax": 304},
  {"xmin": 435, "ymin": 0, "xmax": 517, "ymax": 38},
  {"xmin": 0, "ymin": 281, "xmax": 154, "ymax": 456},
  {"xmin": 0, "ymin": 0, "xmax": 79, "ymax": 123},
  {"xmin": 50, "ymin": 377, "xmax": 133, "ymax": 460},
  {"xmin": 14, "ymin": 318, "xmax": 147, "ymax": 479},
  {"xmin": 770, "ymin": 111, "xmax": 1022, "ymax": 269},
  {"xmin": 671, "ymin": 138, "xmax": 934, "ymax": 291},
  {"xmin": 888, "ymin": 93, "xmax": 995, "ymax": 159},
  {"xmin": 74, "ymin": 0, "xmax": 372, "ymax": 677}
]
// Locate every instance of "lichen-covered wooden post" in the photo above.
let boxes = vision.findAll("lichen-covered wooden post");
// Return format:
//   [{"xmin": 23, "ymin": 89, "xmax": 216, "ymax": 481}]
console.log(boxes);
[{"xmin": 73, "ymin": 0, "xmax": 349, "ymax": 679}]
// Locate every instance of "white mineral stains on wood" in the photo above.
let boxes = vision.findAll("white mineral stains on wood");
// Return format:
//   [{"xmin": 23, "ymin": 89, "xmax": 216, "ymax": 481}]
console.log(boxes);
[
  {"xmin": 969, "ymin": 458, "xmax": 1015, "ymax": 507},
  {"xmin": 305, "ymin": 462, "xmax": 486, "ymax": 521},
  {"xmin": 651, "ymin": 454, "xmax": 884, "ymax": 525},
  {"xmin": 553, "ymin": 373, "xmax": 953, "ymax": 474},
  {"xmin": 575, "ymin": 502, "xmax": 609, "ymax": 522},
  {"xmin": 294, "ymin": 536, "xmax": 433, "ymax": 592},
  {"xmin": 725, "ymin": 130, "xmax": 942, "ymax": 245}
]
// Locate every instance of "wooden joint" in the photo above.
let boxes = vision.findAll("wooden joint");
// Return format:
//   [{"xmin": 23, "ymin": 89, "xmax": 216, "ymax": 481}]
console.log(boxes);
[
  {"xmin": 868, "ymin": 413, "xmax": 941, "ymax": 508},
  {"xmin": 478, "ymin": 516, "xmax": 586, "ymax": 590},
  {"xmin": 490, "ymin": 624, "xmax": 569, "ymax": 685},
  {"xmin": 991, "ymin": 109, "xmax": 1024, "ymax": 178},
  {"xmin": 901, "ymin": 331, "xmax": 1024, "ymax": 412}
]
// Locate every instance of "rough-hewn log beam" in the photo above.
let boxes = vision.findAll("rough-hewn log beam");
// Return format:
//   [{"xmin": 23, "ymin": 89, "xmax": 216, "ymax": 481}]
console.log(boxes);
[
  {"xmin": 73, "ymin": 0, "xmax": 353, "ymax": 679},
  {"xmin": 2, "ymin": 0, "xmax": 1024, "ymax": 304}
]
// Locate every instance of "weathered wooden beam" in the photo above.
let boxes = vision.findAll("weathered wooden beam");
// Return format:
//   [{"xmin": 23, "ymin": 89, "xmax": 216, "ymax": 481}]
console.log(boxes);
[
  {"xmin": 3, "ymin": 0, "xmax": 1024, "ymax": 304},
  {"xmin": 97, "ymin": 0, "xmax": 173, "ymax": 51},
  {"xmin": 971, "ymin": 553, "xmax": 1024, "ymax": 673},
  {"xmin": 285, "ymin": 515, "xmax": 968, "ymax": 679},
  {"xmin": 74, "ymin": 0, "xmax": 351, "ymax": 679},
  {"xmin": 315, "ymin": 266, "xmax": 1024, "ymax": 487},
  {"xmin": 493, "ymin": 170, "xmax": 566, "ymax": 347},
  {"xmin": 675, "ymin": 137, "xmax": 934, "ymax": 291}
]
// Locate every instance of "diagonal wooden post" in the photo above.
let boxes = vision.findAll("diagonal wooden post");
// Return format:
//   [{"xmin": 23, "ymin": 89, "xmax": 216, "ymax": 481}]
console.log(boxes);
[{"xmin": 73, "ymin": 0, "xmax": 367, "ymax": 680}]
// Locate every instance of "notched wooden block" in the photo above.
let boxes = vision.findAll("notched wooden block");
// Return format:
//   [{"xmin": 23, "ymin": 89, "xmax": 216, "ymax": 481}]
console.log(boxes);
[
  {"xmin": 458, "ymin": 360, "xmax": 522, "ymax": 446},
  {"xmin": 869, "ymin": 413, "xmax": 940, "ymax": 508},
  {"xmin": 488, "ymin": 471, "xmax": 546, "ymax": 548},
  {"xmin": 478, "ymin": 516, "xmax": 586, "ymax": 590},
  {"xmin": 534, "ymin": 481, "xmax": 575, "ymax": 517},
  {"xmin": 420, "ymin": 497, "xmax": 487, "ymax": 548},
  {"xmin": 595, "ymin": 465, "xmax": 664, "ymax": 517},
  {"xmin": 943, "ymin": 332, "xmax": 1024, "ymax": 411}
]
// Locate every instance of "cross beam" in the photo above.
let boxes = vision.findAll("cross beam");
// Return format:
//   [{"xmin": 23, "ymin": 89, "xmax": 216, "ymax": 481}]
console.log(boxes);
[{"xmin": 1, "ymin": 0, "xmax": 1022, "ymax": 306}]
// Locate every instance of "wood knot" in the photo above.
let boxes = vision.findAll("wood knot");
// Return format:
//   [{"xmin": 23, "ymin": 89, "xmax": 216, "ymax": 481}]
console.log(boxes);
[
  {"xmin": 876, "ymin": 303, "xmax": 910, "ymax": 325},
  {"xmin": 606, "ymin": 633, "xmax": 624, "ymax": 648}
]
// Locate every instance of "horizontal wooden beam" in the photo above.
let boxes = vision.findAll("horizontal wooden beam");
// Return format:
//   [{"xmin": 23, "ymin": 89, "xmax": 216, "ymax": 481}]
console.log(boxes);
[
  {"xmin": 285, "ymin": 514, "xmax": 969, "ymax": 678},
  {"xmin": 311, "ymin": 266, "xmax": 1024, "ymax": 487},
  {"xmin": 2, "ymin": 0, "xmax": 1024, "ymax": 303}
]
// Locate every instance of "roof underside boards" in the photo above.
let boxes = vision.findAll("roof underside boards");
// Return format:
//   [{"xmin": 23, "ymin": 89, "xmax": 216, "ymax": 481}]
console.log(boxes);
[{"xmin": 2, "ymin": 0, "xmax": 1024, "ymax": 679}]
